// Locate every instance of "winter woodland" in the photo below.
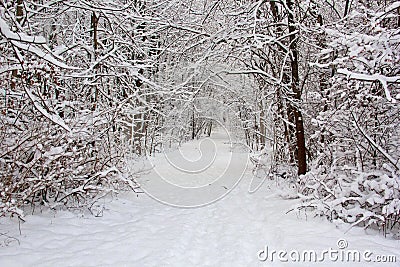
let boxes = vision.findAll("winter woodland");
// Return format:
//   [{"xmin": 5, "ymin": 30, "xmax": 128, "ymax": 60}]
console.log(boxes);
[{"xmin": 0, "ymin": 0, "xmax": 399, "ymax": 262}]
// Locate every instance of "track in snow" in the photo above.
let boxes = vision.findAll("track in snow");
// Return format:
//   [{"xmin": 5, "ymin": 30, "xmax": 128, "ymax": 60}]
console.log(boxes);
[{"xmin": 0, "ymin": 131, "xmax": 399, "ymax": 266}]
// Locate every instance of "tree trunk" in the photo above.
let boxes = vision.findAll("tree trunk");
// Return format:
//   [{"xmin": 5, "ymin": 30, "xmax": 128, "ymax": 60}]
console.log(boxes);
[
  {"xmin": 398, "ymin": 6, "xmax": 400, "ymax": 28},
  {"xmin": 269, "ymin": 0, "xmax": 296, "ymax": 162},
  {"xmin": 287, "ymin": 0, "xmax": 307, "ymax": 175},
  {"xmin": 191, "ymin": 108, "xmax": 196, "ymax": 140},
  {"xmin": 259, "ymin": 109, "xmax": 266, "ymax": 149},
  {"xmin": 11, "ymin": 0, "xmax": 24, "ymax": 90},
  {"xmin": 344, "ymin": 0, "xmax": 351, "ymax": 17},
  {"xmin": 90, "ymin": 11, "xmax": 99, "ymax": 111}
]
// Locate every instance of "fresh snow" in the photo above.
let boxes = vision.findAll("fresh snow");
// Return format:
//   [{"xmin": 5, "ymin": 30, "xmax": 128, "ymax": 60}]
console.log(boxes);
[
  {"xmin": 10, "ymin": 41, "xmax": 75, "ymax": 70},
  {"xmin": 23, "ymin": 87, "xmax": 71, "ymax": 132},
  {"xmin": 337, "ymin": 68, "xmax": 399, "ymax": 103},
  {"xmin": 0, "ymin": 17, "xmax": 46, "ymax": 44},
  {"xmin": 0, "ymin": 130, "xmax": 399, "ymax": 266},
  {"xmin": 0, "ymin": 16, "xmax": 76, "ymax": 70}
]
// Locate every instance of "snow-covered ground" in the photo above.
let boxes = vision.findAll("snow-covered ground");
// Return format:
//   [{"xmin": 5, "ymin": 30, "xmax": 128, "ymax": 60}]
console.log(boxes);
[{"xmin": 0, "ymin": 130, "xmax": 399, "ymax": 266}]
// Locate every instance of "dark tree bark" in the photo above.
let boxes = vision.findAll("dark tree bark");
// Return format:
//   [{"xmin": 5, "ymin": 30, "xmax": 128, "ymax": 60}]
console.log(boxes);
[
  {"xmin": 344, "ymin": 0, "xmax": 351, "ymax": 17},
  {"xmin": 90, "ymin": 11, "xmax": 99, "ymax": 111},
  {"xmin": 398, "ymin": 6, "xmax": 400, "ymax": 28},
  {"xmin": 287, "ymin": 0, "xmax": 307, "ymax": 175},
  {"xmin": 11, "ymin": 0, "xmax": 24, "ymax": 90}
]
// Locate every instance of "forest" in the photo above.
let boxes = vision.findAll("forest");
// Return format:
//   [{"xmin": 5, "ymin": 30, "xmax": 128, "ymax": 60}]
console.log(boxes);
[{"xmin": 1, "ymin": 0, "xmax": 399, "ymax": 239}]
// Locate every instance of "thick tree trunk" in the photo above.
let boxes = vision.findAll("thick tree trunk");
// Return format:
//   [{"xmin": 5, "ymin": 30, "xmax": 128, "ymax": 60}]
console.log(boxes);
[
  {"xmin": 91, "ymin": 11, "xmax": 99, "ymax": 52},
  {"xmin": 287, "ymin": 0, "xmax": 307, "ymax": 175},
  {"xmin": 344, "ymin": 0, "xmax": 351, "ymax": 17},
  {"xmin": 207, "ymin": 120, "xmax": 212, "ymax": 137}
]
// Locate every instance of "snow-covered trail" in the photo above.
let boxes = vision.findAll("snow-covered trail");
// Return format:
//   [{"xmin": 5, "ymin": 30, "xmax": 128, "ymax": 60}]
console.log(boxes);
[{"xmin": 0, "ymin": 131, "xmax": 399, "ymax": 267}]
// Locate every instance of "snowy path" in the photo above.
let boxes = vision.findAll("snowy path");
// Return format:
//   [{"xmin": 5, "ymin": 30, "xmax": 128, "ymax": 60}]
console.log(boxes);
[{"xmin": 0, "ymin": 132, "xmax": 399, "ymax": 266}]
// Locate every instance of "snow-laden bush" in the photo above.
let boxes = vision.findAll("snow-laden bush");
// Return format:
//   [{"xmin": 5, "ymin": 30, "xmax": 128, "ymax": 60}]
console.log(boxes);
[
  {"xmin": 0, "ymin": 88, "xmax": 141, "ymax": 218},
  {"xmin": 298, "ymin": 165, "xmax": 399, "ymax": 236},
  {"xmin": 297, "ymin": 2, "xmax": 400, "ymax": 237},
  {"xmin": 0, "ymin": 2, "xmax": 152, "ymax": 218}
]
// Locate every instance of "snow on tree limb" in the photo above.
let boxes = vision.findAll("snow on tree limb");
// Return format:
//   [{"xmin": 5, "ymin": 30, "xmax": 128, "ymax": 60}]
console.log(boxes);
[
  {"xmin": 11, "ymin": 41, "xmax": 77, "ymax": 70},
  {"xmin": 351, "ymin": 112, "xmax": 399, "ymax": 170},
  {"xmin": 23, "ymin": 85, "xmax": 72, "ymax": 132},
  {"xmin": 0, "ymin": 17, "xmax": 46, "ymax": 44},
  {"xmin": 338, "ymin": 68, "xmax": 399, "ymax": 103},
  {"xmin": 0, "ymin": 16, "xmax": 76, "ymax": 70}
]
